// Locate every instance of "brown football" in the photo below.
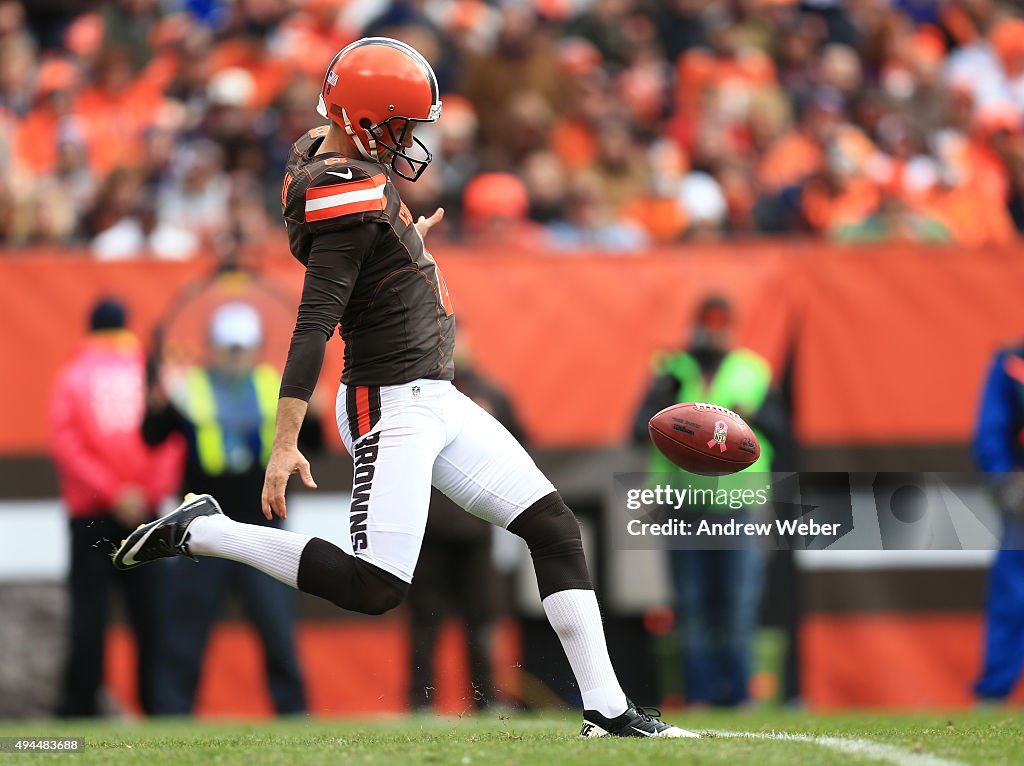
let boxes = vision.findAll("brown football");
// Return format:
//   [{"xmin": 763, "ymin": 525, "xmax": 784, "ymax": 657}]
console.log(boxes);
[{"xmin": 648, "ymin": 402, "xmax": 760, "ymax": 476}]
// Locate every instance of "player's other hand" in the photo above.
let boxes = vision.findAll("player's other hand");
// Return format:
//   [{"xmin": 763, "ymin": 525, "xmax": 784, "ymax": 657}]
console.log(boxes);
[
  {"xmin": 262, "ymin": 445, "xmax": 317, "ymax": 520},
  {"xmin": 415, "ymin": 207, "xmax": 444, "ymax": 240}
]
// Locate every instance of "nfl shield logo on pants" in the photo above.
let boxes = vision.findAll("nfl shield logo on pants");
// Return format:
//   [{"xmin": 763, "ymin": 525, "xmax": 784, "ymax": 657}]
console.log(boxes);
[{"xmin": 411, "ymin": 386, "xmax": 421, "ymax": 399}]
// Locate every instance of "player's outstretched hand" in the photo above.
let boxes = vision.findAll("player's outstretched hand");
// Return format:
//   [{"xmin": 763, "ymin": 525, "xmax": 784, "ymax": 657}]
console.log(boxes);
[
  {"xmin": 415, "ymin": 207, "xmax": 444, "ymax": 240},
  {"xmin": 262, "ymin": 445, "xmax": 317, "ymax": 520}
]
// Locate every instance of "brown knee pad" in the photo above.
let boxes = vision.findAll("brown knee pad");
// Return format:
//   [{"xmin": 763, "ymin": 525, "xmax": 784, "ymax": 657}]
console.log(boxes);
[
  {"xmin": 297, "ymin": 537, "xmax": 409, "ymax": 615},
  {"xmin": 506, "ymin": 491, "xmax": 593, "ymax": 599}
]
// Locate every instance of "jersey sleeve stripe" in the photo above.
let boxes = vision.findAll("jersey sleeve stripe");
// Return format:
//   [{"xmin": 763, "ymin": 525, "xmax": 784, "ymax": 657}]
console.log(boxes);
[
  {"xmin": 305, "ymin": 182, "xmax": 386, "ymax": 213},
  {"xmin": 306, "ymin": 174, "xmax": 385, "ymax": 201},
  {"xmin": 305, "ymin": 195, "xmax": 387, "ymax": 222}
]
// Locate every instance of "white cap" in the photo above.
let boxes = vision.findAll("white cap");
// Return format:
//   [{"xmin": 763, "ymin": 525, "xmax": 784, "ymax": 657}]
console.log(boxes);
[
  {"xmin": 208, "ymin": 67, "xmax": 255, "ymax": 108},
  {"xmin": 678, "ymin": 172, "xmax": 727, "ymax": 225},
  {"xmin": 210, "ymin": 302, "xmax": 262, "ymax": 349}
]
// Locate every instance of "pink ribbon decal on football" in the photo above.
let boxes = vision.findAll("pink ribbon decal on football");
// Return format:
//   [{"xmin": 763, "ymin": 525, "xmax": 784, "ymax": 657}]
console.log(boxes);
[{"xmin": 707, "ymin": 420, "xmax": 728, "ymax": 452}]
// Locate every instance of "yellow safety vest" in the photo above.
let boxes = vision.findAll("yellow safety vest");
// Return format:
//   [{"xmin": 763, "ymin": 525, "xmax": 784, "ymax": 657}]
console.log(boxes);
[
  {"xmin": 183, "ymin": 364, "xmax": 279, "ymax": 475},
  {"xmin": 648, "ymin": 349, "xmax": 774, "ymax": 502}
]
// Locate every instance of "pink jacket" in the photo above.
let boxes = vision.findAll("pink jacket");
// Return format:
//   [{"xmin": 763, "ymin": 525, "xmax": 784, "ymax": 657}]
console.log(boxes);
[{"xmin": 49, "ymin": 332, "xmax": 184, "ymax": 518}]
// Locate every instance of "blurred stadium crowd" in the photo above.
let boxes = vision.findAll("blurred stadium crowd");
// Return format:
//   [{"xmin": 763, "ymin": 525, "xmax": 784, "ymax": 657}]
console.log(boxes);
[{"xmin": 3, "ymin": 0, "xmax": 1024, "ymax": 254}]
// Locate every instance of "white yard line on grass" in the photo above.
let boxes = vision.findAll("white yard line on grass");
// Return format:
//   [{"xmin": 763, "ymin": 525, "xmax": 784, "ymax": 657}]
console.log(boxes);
[{"xmin": 709, "ymin": 730, "xmax": 968, "ymax": 766}]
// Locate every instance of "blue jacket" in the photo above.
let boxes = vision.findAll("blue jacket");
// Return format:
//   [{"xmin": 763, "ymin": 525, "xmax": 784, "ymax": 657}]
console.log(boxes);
[{"xmin": 974, "ymin": 345, "xmax": 1024, "ymax": 475}]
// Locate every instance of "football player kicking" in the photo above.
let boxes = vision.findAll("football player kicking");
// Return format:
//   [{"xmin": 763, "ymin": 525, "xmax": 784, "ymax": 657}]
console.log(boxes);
[{"xmin": 114, "ymin": 37, "xmax": 695, "ymax": 739}]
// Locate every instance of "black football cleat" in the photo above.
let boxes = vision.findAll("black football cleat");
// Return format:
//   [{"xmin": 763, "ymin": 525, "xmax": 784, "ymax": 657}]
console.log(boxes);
[
  {"xmin": 112, "ymin": 493, "xmax": 223, "ymax": 570},
  {"xmin": 580, "ymin": 701, "xmax": 699, "ymax": 738}
]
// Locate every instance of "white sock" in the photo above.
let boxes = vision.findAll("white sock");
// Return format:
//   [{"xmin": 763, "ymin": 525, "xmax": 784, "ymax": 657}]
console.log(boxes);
[
  {"xmin": 186, "ymin": 515, "xmax": 312, "ymax": 589},
  {"xmin": 542, "ymin": 589, "xmax": 629, "ymax": 719}
]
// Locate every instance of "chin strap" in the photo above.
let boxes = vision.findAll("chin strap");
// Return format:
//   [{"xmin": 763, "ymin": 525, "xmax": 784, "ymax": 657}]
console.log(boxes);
[{"xmin": 341, "ymin": 108, "xmax": 378, "ymax": 162}]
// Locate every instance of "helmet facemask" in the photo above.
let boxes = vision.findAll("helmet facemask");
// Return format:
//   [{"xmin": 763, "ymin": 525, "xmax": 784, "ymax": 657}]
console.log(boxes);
[{"xmin": 365, "ymin": 103, "xmax": 441, "ymax": 182}]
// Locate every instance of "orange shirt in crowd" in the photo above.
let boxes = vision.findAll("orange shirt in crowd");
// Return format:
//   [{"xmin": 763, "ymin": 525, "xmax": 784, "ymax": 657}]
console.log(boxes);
[
  {"xmin": 74, "ymin": 82, "xmax": 165, "ymax": 173},
  {"xmin": 13, "ymin": 106, "xmax": 60, "ymax": 174},
  {"xmin": 802, "ymin": 177, "xmax": 880, "ymax": 233},
  {"xmin": 757, "ymin": 131, "xmax": 825, "ymax": 193},
  {"xmin": 674, "ymin": 48, "xmax": 776, "ymax": 116},
  {"xmin": 621, "ymin": 196, "xmax": 688, "ymax": 242},
  {"xmin": 137, "ymin": 48, "xmax": 184, "ymax": 96},
  {"xmin": 962, "ymin": 141, "xmax": 1010, "ymax": 203},
  {"xmin": 549, "ymin": 117, "xmax": 600, "ymax": 175},
  {"xmin": 923, "ymin": 186, "xmax": 1015, "ymax": 247}
]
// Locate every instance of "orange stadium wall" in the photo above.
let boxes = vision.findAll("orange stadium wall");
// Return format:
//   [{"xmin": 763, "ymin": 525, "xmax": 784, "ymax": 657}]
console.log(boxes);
[
  {"xmin": 1, "ymin": 241, "xmax": 1023, "ymax": 453},
  {"xmin": 105, "ymin": 619, "xmax": 524, "ymax": 718},
  {"xmin": 802, "ymin": 613, "xmax": 1024, "ymax": 710}
]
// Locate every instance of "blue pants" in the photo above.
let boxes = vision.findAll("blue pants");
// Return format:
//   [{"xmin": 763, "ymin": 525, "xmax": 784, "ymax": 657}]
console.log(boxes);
[
  {"xmin": 975, "ymin": 520, "xmax": 1024, "ymax": 700},
  {"xmin": 153, "ymin": 555, "xmax": 307, "ymax": 715},
  {"xmin": 669, "ymin": 545, "xmax": 765, "ymax": 706}
]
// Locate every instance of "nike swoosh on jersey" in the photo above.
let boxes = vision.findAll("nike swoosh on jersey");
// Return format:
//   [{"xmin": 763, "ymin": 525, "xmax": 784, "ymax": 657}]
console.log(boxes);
[{"xmin": 327, "ymin": 169, "xmax": 354, "ymax": 180}]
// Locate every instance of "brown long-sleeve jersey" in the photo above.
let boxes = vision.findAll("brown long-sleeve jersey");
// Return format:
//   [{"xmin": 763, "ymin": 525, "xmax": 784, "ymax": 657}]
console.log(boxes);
[{"xmin": 279, "ymin": 126, "xmax": 455, "ymax": 400}]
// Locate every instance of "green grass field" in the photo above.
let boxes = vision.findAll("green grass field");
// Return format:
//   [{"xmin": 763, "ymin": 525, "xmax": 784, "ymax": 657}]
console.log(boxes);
[{"xmin": 1, "ymin": 710, "xmax": 1022, "ymax": 765}]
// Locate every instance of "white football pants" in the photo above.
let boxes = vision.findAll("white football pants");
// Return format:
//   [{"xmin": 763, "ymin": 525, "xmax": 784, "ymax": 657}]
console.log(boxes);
[{"xmin": 336, "ymin": 378, "xmax": 555, "ymax": 583}]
